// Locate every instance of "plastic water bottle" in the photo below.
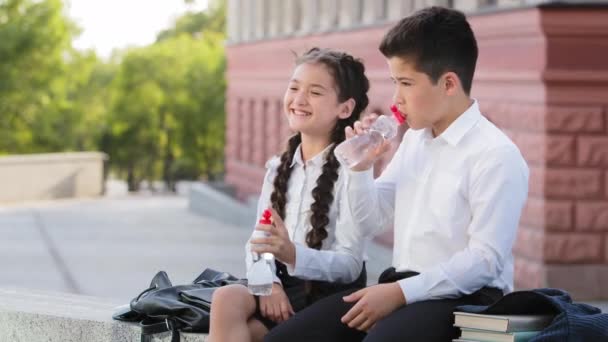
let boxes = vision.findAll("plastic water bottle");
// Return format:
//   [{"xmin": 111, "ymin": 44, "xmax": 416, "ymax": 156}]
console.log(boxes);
[
  {"xmin": 247, "ymin": 209, "xmax": 275, "ymax": 296},
  {"xmin": 334, "ymin": 105, "xmax": 406, "ymax": 169}
]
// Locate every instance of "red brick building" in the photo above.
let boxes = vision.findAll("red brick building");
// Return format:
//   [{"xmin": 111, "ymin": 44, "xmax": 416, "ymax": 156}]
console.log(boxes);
[{"xmin": 224, "ymin": 0, "xmax": 608, "ymax": 299}]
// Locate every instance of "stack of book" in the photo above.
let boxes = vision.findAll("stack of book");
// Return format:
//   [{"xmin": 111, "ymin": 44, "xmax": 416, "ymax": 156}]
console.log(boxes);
[{"xmin": 453, "ymin": 311, "xmax": 554, "ymax": 342}]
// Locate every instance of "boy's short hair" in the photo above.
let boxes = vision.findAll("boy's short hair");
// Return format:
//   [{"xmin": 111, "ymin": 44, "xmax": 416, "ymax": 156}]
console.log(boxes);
[{"xmin": 379, "ymin": 6, "xmax": 478, "ymax": 95}]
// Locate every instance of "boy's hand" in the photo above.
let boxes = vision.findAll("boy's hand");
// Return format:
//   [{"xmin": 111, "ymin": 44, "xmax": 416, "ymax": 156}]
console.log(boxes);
[
  {"xmin": 341, "ymin": 283, "xmax": 406, "ymax": 331},
  {"xmin": 344, "ymin": 113, "xmax": 392, "ymax": 171},
  {"xmin": 259, "ymin": 283, "xmax": 295, "ymax": 323},
  {"xmin": 251, "ymin": 208, "xmax": 296, "ymax": 266}
]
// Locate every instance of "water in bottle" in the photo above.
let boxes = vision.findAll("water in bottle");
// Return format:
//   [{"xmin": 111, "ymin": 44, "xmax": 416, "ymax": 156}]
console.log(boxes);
[
  {"xmin": 334, "ymin": 105, "xmax": 405, "ymax": 169},
  {"xmin": 247, "ymin": 209, "xmax": 275, "ymax": 296}
]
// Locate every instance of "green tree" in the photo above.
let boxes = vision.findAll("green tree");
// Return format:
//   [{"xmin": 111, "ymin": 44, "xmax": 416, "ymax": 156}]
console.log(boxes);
[
  {"xmin": 105, "ymin": 6, "xmax": 226, "ymax": 190},
  {"xmin": 0, "ymin": 0, "xmax": 78, "ymax": 153}
]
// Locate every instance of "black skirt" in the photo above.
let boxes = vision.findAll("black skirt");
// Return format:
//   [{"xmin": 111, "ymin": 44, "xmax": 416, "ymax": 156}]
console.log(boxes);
[{"xmin": 253, "ymin": 260, "xmax": 367, "ymax": 330}]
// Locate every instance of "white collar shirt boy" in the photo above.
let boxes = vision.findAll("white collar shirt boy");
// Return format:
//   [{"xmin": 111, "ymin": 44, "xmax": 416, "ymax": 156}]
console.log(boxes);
[
  {"xmin": 346, "ymin": 100, "xmax": 529, "ymax": 304},
  {"xmin": 246, "ymin": 144, "xmax": 366, "ymax": 285}
]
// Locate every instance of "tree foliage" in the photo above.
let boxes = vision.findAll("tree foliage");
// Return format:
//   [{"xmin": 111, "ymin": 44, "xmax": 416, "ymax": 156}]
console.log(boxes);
[{"xmin": 0, "ymin": 0, "xmax": 226, "ymax": 191}]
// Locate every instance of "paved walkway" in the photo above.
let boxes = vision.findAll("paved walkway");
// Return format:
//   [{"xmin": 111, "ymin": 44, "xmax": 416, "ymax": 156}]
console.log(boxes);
[
  {"xmin": 0, "ymin": 194, "xmax": 390, "ymax": 302},
  {"xmin": 1, "ymin": 193, "xmax": 605, "ymax": 314}
]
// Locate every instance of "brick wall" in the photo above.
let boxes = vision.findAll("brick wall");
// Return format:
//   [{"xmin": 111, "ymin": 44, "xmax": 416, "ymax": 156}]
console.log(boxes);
[{"xmin": 473, "ymin": 6, "xmax": 608, "ymax": 298}]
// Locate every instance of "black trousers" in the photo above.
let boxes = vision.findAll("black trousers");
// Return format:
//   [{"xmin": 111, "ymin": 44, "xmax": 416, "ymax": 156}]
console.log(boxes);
[{"xmin": 264, "ymin": 267, "xmax": 503, "ymax": 342}]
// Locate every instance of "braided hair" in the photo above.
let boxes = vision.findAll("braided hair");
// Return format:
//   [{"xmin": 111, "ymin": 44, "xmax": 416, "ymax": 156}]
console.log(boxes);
[{"xmin": 270, "ymin": 48, "xmax": 370, "ymax": 250}]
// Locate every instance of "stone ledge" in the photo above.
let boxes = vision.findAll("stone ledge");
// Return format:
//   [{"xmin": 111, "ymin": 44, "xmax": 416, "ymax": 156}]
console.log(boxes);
[
  {"xmin": 0, "ymin": 288, "xmax": 207, "ymax": 342},
  {"xmin": 188, "ymin": 182, "xmax": 256, "ymax": 228}
]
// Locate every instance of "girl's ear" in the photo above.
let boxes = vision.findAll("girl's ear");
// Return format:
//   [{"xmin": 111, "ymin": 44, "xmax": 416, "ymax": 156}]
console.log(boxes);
[{"xmin": 338, "ymin": 98, "xmax": 356, "ymax": 119}]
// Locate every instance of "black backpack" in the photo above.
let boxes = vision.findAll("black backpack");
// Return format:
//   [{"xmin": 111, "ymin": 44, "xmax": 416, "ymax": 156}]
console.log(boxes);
[{"xmin": 113, "ymin": 269, "xmax": 244, "ymax": 342}]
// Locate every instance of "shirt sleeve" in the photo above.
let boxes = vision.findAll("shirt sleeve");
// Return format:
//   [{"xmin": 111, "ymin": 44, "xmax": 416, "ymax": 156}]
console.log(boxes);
[
  {"xmin": 398, "ymin": 146, "xmax": 529, "ymax": 304},
  {"xmin": 245, "ymin": 157, "xmax": 281, "ymax": 284},
  {"xmin": 286, "ymin": 169, "xmax": 366, "ymax": 283},
  {"xmin": 345, "ymin": 133, "xmax": 411, "ymax": 237}
]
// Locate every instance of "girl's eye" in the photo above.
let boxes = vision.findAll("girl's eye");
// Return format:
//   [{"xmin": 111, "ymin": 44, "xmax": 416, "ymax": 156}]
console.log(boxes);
[
  {"xmin": 311, "ymin": 91, "xmax": 322, "ymax": 96},
  {"xmin": 289, "ymin": 87, "xmax": 298, "ymax": 91},
  {"xmin": 400, "ymin": 82, "xmax": 411, "ymax": 86}
]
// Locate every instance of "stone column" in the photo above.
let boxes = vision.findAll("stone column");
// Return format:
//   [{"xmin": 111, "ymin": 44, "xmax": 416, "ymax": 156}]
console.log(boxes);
[
  {"xmin": 362, "ymin": 0, "xmax": 382, "ymax": 24},
  {"xmin": 227, "ymin": 0, "xmax": 241, "ymax": 43},
  {"xmin": 253, "ymin": 0, "xmax": 266, "ymax": 40},
  {"xmin": 297, "ymin": 0, "xmax": 318, "ymax": 34},
  {"xmin": 265, "ymin": 100, "xmax": 283, "ymax": 160},
  {"xmin": 386, "ymin": 0, "xmax": 413, "ymax": 20},
  {"xmin": 225, "ymin": 98, "xmax": 240, "ymax": 166},
  {"xmin": 267, "ymin": 0, "xmax": 282, "ymax": 37},
  {"xmin": 281, "ymin": 0, "xmax": 297, "ymax": 35},
  {"xmin": 239, "ymin": 99, "xmax": 254, "ymax": 163},
  {"xmin": 252, "ymin": 100, "xmax": 266, "ymax": 167},
  {"xmin": 497, "ymin": 0, "xmax": 524, "ymax": 9},
  {"xmin": 338, "ymin": 0, "xmax": 361, "ymax": 28},
  {"xmin": 240, "ymin": 0, "xmax": 253, "ymax": 41},
  {"xmin": 319, "ymin": 0, "xmax": 338, "ymax": 31},
  {"xmin": 452, "ymin": 0, "xmax": 480, "ymax": 12}
]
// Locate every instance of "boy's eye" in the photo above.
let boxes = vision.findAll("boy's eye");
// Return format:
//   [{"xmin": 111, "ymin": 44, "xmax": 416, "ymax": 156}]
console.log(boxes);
[{"xmin": 400, "ymin": 81, "xmax": 411, "ymax": 86}]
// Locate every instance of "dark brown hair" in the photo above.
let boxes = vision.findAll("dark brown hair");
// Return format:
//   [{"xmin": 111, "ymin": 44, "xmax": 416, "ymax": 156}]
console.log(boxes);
[
  {"xmin": 270, "ymin": 47, "xmax": 370, "ymax": 250},
  {"xmin": 379, "ymin": 6, "xmax": 478, "ymax": 95}
]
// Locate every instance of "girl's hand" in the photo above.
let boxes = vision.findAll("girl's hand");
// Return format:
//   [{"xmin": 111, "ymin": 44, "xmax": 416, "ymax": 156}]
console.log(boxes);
[
  {"xmin": 251, "ymin": 208, "xmax": 296, "ymax": 266},
  {"xmin": 259, "ymin": 283, "xmax": 295, "ymax": 323}
]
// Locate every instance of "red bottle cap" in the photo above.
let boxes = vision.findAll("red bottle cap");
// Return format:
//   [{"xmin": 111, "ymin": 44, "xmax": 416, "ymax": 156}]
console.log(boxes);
[
  {"xmin": 259, "ymin": 209, "xmax": 272, "ymax": 224},
  {"xmin": 390, "ymin": 104, "xmax": 406, "ymax": 125}
]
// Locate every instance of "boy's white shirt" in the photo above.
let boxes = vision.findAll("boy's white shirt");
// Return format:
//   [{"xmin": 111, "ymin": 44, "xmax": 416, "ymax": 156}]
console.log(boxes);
[
  {"xmin": 346, "ymin": 100, "xmax": 530, "ymax": 304},
  {"xmin": 245, "ymin": 144, "xmax": 367, "ymax": 285}
]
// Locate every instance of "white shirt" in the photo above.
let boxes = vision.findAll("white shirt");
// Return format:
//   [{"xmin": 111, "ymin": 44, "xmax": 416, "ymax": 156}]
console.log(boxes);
[
  {"xmin": 245, "ymin": 144, "xmax": 366, "ymax": 284},
  {"xmin": 347, "ymin": 100, "xmax": 529, "ymax": 304}
]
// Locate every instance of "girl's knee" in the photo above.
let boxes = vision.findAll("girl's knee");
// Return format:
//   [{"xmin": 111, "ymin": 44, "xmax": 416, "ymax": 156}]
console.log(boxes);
[
  {"xmin": 213, "ymin": 284, "xmax": 248, "ymax": 302},
  {"xmin": 211, "ymin": 284, "xmax": 255, "ymax": 313}
]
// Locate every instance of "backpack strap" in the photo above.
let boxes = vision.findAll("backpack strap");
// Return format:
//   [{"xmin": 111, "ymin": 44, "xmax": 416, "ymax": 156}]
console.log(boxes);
[{"xmin": 140, "ymin": 318, "xmax": 181, "ymax": 342}]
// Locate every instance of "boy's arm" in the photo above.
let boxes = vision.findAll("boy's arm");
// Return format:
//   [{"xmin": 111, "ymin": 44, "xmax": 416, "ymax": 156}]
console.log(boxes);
[
  {"xmin": 345, "ymin": 137, "xmax": 408, "ymax": 236},
  {"xmin": 398, "ymin": 146, "xmax": 529, "ymax": 304}
]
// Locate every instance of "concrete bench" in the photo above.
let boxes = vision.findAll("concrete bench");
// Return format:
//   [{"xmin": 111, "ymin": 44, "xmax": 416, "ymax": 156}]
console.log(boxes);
[
  {"xmin": 0, "ymin": 152, "xmax": 106, "ymax": 203},
  {"xmin": 0, "ymin": 288, "xmax": 207, "ymax": 342}
]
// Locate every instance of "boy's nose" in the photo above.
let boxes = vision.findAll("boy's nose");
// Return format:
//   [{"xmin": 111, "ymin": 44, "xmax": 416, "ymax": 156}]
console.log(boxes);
[{"xmin": 392, "ymin": 91, "xmax": 403, "ymax": 106}]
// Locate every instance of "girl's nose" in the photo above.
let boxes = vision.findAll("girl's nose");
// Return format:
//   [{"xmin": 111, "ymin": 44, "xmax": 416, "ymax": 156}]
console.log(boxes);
[{"xmin": 293, "ymin": 90, "xmax": 307, "ymax": 105}]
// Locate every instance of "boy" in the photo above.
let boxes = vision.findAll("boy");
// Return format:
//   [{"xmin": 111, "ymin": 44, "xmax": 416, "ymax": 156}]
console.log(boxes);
[{"xmin": 264, "ymin": 6, "xmax": 529, "ymax": 342}]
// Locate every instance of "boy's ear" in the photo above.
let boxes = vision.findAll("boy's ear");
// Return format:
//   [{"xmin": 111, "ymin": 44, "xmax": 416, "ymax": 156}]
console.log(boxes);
[
  {"xmin": 443, "ymin": 72, "xmax": 461, "ymax": 96},
  {"xmin": 338, "ymin": 98, "xmax": 356, "ymax": 119}
]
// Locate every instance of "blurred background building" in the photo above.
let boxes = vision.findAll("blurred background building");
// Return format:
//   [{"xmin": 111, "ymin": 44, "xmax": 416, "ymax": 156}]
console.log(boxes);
[{"xmin": 223, "ymin": 0, "xmax": 608, "ymax": 299}]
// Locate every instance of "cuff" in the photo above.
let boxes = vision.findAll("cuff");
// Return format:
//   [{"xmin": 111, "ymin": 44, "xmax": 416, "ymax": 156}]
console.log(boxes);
[
  {"xmin": 398, "ymin": 275, "xmax": 428, "ymax": 305},
  {"xmin": 347, "ymin": 168, "xmax": 375, "ymax": 191},
  {"xmin": 287, "ymin": 243, "xmax": 311, "ymax": 277}
]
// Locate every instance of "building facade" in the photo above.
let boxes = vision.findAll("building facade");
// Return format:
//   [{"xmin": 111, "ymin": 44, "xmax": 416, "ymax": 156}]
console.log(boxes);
[{"xmin": 224, "ymin": 0, "xmax": 608, "ymax": 299}]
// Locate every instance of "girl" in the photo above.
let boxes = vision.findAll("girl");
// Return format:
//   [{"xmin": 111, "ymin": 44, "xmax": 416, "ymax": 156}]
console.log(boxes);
[{"xmin": 208, "ymin": 47, "xmax": 371, "ymax": 342}]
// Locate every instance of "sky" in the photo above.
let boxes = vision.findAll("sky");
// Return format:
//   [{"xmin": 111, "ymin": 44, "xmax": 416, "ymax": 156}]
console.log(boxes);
[{"xmin": 66, "ymin": 0, "xmax": 209, "ymax": 58}]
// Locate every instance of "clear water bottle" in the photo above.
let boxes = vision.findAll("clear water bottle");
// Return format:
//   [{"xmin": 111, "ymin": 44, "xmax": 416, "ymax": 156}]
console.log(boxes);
[
  {"xmin": 247, "ymin": 209, "xmax": 275, "ymax": 296},
  {"xmin": 334, "ymin": 106, "xmax": 405, "ymax": 169}
]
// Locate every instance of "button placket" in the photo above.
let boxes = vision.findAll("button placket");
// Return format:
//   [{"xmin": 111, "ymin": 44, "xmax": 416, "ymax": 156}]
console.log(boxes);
[{"xmin": 404, "ymin": 140, "xmax": 444, "ymax": 262}]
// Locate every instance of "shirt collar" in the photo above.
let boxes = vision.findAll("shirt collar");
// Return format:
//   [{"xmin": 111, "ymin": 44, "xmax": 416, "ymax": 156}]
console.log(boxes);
[
  {"xmin": 428, "ymin": 99, "xmax": 481, "ymax": 147},
  {"xmin": 290, "ymin": 143, "xmax": 333, "ymax": 168}
]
